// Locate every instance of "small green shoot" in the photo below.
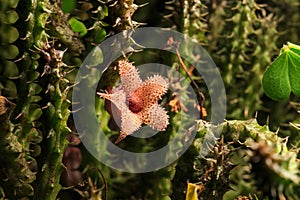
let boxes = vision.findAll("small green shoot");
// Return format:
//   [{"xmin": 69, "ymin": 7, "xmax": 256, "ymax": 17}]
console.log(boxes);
[{"xmin": 68, "ymin": 17, "xmax": 87, "ymax": 36}]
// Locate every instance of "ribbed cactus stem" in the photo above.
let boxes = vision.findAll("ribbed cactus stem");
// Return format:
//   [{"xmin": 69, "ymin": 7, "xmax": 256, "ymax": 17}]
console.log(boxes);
[{"xmin": 33, "ymin": 47, "xmax": 71, "ymax": 199}]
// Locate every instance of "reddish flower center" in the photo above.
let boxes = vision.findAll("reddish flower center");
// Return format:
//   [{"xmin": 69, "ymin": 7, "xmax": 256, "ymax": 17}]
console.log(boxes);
[{"xmin": 128, "ymin": 94, "xmax": 143, "ymax": 113}]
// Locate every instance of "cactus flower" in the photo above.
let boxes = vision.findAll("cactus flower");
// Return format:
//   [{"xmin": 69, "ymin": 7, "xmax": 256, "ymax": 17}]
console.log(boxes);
[{"xmin": 98, "ymin": 60, "xmax": 169, "ymax": 143}]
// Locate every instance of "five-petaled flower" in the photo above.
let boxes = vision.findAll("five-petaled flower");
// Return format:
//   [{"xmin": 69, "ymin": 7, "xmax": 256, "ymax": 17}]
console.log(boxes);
[{"xmin": 97, "ymin": 60, "xmax": 169, "ymax": 143}]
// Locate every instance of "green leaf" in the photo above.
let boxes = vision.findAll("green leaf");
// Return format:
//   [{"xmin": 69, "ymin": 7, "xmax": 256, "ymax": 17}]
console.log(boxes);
[
  {"xmin": 36, "ymin": 13, "xmax": 50, "ymax": 28},
  {"xmin": 28, "ymin": 96, "xmax": 42, "ymax": 103},
  {"xmin": 4, "ymin": 80, "xmax": 17, "ymax": 98},
  {"xmin": 85, "ymin": 46, "xmax": 103, "ymax": 66},
  {"xmin": 94, "ymin": 27, "xmax": 106, "ymax": 43},
  {"xmin": 3, "ymin": 61, "xmax": 19, "ymax": 77},
  {"xmin": 28, "ymin": 104, "xmax": 42, "ymax": 122},
  {"xmin": 68, "ymin": 17, "xmax": 87, "ymax": 36},
  {"xmin": 4, "ymin": 11, "xmax": 19, "ymax": 24},
  {"xmin": 62, "ymin": 0, "xmax": 76, "ymax": 13},
  {"xmin": 288, "ymin": 42, "xmax": 300, "ymax": 56},
  {"xmin": 28, "ymin": 83, "xmax": 43, "ymax": 96},
  {"xmin": 98, "ymin": 5, "xmax": 108, "ymax": 19},
  {"xmin": 262, "ymin": 50, "xmax": 290, "ymax": 100},
  {"xmin": 28, "ymin": 128, "xmax": 43, "ymax": 143},
  {"xmin": 262, "ymin": 42, "xmax": 300, "ymax": 100},
  {"xmin": 288, "ymin": 50, "xmax": 300, "ymax": 96}
]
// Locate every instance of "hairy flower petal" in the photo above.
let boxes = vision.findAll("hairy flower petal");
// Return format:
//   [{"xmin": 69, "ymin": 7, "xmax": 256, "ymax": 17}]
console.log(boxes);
[
  {"xmin": 97, "ymin": 90, "xmax": 126, "ymax": 111},
  {"xmin": 118, "ymin": 60, "xmax": 142, "ymax": 96},
  {"xmin": 98, "ymin": 90, "xmax": 142, "ymax": 143},
  {"xmin": 131, "ymin": 75, "xmax": 169, "ymax": 110},
  {"xmin": 145, "ymin": 104, "xmax": 169, "ymax": 131},
  {"xmin": 120, "ymin": 109, "xmax": 142, "ymax": 137}
]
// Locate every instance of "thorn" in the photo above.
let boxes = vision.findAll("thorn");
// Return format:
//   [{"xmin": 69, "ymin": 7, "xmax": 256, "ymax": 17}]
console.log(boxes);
[
  {"xmin": 8, "ymin": 75, "xmax": 22, "ymax": 80},
  {"xmin": 165, "ymin": 0, "xmax": 175, "ymax": 5},
  {"xmin": 97, "ymin": 92, "xmax": 112, "ymax": 100},
  {"xmin": 131, "ymin": 21, "xmax": 147, "ymax": 28},
  {"xmin": 109, "ymin": 1, "xmax": 118, "ymax": 7},
  {"xmin": 165, "ymin": 6, "xmax": 174, "ymax": 10},
  {"xmin": 254, "ymin": 111, "xmax": 258, "ymax": 119},
  {"xmin": 129, "ymin": 36, "xmax": 145, "ymax": 48},
  {"xmin": 137, "ymin": 2, "xmax": 149, "ymax": 8},
  {"xmin": 14, "ymin": 54, "xmax": 26, "ymax": 62},
  {"xmin": 163, "ymin": 14, "xmax": 173, "ymax": 19},
  {"xmin": 113, "ymin": 17, "xmax": 121, "ymax": 27},
  {"xmin": 97, "ymin": 0, "xmax": 105, "ymax": 3},
  {"xmin": 71, "ymin": 107, "xmax": 83, "ymax": 114},
  {"xmin": 15, "ymin": 112, "xmax": 23, "ymax": 120}
]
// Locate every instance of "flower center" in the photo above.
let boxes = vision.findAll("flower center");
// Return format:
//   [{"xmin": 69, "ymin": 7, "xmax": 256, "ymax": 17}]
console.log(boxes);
[{"xmin": 128, "ymin": 94, "xmax": 143, "ymax": 113}]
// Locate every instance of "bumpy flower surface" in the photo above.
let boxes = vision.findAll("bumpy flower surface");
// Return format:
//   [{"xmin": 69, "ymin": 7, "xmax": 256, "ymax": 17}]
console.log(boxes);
[{"xmin": 98, "ymin": 60, "xmax": 169, "ymax": 143}]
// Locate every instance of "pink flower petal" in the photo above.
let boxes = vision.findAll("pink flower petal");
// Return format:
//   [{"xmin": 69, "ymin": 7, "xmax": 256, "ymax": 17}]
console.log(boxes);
[
  {"xmin": 97, "ymin": 90, "xmax": 126, "ymax": 112},
  {"xmin": 145, "ymin": 104, "xmax": 169, "ymax": 131},
  {"xmin": 118, "ymin": 60, "xmax": 142, "ymax": 96},
  {"xmin": 130, "ymin": 74, "xmax": 169, "ymax": 111},
  {"xmin": 117, "ymin": 109, "xmax": 142, "ymax": 143},
  {"xmin": 98, "ymin": 90, "xmax": 142, "ymax": 143}
]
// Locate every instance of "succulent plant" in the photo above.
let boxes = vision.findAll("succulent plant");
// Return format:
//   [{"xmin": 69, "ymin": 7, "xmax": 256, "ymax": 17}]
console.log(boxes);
[
  {"xmin": 0, "ymin": 0, "xmax": 299, "ymax": 199},
  {"xmin": 172, "ymin": 119, "xmax": 300, "ymax": 199}
]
